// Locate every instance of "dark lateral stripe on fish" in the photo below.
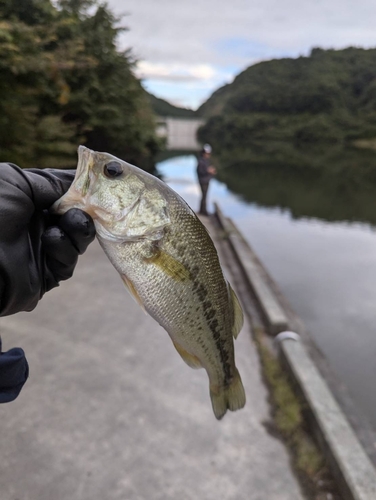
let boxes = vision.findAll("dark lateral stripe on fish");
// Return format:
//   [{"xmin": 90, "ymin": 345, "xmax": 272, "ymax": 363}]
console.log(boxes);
[{"xmin": 195, "ymin": 279, "xmax": 232, "ymax": 386}]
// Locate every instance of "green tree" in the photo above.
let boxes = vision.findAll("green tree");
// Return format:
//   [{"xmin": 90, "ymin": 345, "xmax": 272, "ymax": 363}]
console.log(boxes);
[{"xmin": 0, "ymin": 0, "xmax": 160, "ymax": 170}]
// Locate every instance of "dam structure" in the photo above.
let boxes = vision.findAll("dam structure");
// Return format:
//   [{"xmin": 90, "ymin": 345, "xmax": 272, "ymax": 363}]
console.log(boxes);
[{"xmin": 156, "ymin": 116, "xmax": 205, "ymax": 150}]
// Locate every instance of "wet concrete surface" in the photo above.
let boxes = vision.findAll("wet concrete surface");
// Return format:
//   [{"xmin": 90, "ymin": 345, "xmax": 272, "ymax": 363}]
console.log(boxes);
[{"xmin": 0, "ymin": 226, "xmax": 304, "ymax": 500}]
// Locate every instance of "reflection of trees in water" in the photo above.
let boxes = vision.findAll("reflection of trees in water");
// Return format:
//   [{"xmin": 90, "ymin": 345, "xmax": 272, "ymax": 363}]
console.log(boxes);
[
  {"xmin": 217, "ymin": 146, "xmax": 376, "ymax": 225},
  {"xmin": 156, "ymin": 150, "xmax": 198, "ymax": 163}
]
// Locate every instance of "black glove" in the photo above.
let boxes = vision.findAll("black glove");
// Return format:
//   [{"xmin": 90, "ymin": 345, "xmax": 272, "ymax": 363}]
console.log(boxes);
[
  {"xmin": 0, "ymin": 163, "xmax": 96, "ymax": 315},
  {"xmin": 0, "ymin": 162, "xmax": 96, "ymax": 402}
]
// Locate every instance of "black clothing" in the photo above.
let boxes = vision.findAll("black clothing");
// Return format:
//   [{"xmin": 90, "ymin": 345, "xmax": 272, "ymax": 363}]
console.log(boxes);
[
  {"xmin": 199, "ymin": 182, "xmax": 210, "ymax": 215},
  {"xmin": 196, "ymin": 155, "xmax": 214, "ymax": 215},
  {"xmin": 196, "ymin": 156, "xmax": 214, "ymax": 184},
  {"xmin": 0, "ymin": 337, "xmax": 28, "ymax": 403},
  {"xmin": 0, "ymin": 163, "xmax": 96, "ymax": 402}
]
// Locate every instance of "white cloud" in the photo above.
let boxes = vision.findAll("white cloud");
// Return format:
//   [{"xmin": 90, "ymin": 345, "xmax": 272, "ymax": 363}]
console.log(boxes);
[
  {"xmin": 136, "ymin": 62, "xmax": 221, "ymax": 82},
  {"xmin": 106, "ymin": 0, "xmax": 376, "ymax": 107}
]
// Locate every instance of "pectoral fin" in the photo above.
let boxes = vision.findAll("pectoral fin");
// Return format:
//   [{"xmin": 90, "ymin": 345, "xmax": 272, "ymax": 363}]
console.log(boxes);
[
  {"xmin": 121, "ymin": 275, "xmax": 145, "ymax": 312},
  {"xmin": 229, "ymin": 284, "xmax": 244, "ymax": 339},
  {"xmin": 147, "ymin": 250, "xmax": 190, "ymax": 282},
  {"xmin": 173, "ymin": 341, "xmax": 203, "ymax": 369}
]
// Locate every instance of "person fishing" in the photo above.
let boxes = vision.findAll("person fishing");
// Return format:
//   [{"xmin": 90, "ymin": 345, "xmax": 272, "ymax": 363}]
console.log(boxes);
[
  {"xmin": 196, "ymin": 144, "xmax": 216, "ymax": 216},
  {"xmin": 0, "ymin": 163, "xmax": 96, "ymax": 403}
]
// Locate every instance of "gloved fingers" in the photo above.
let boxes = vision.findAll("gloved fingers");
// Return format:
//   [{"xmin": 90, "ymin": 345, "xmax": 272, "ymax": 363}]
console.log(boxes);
[
  {"xmin": 58, "ymin": 208, "xmax": 96, "ymax": 255},
  {"xmin": 40, "ymin": 209, "xmax": 95, "ymax": 287},
  {"xmin": 24, "ymin": 169, "xmax": 76, "ymax": 211},
  {"xmin": 44, "ymin": 257, "xmax": 77, "ymax": 285},
  {"xmin": 41, "ymin": 226, "xmax": 78, "ymax": 267}
]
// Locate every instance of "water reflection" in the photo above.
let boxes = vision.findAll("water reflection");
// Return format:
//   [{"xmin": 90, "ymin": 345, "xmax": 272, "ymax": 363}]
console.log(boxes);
[
  {"xmin": 156, "ymin": 152, "xmax": 376, "ymax": 431},
  {"xmin": 216, "ymin": 146, "xmax": 376, "ymax": 225}
]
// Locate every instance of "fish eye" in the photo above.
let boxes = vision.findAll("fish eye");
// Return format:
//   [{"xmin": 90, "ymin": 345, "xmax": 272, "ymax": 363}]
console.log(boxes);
[{"xmin": 104, "ymin": 161, "xmax": 123, "ymax": 178}]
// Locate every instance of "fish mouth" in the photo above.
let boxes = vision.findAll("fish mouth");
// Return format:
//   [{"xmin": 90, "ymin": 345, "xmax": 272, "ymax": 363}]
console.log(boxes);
[
  {"xmin": 77, "ymin": 145, "xmax": 94, "ymax": 177},
  {"xmin": 52, "ymin": 146, "xmax": 96, "ymax": 215}
]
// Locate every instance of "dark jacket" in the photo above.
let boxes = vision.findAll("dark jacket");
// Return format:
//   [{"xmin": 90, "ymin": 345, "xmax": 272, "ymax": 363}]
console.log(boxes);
[
  {"xmin": 0, "ymin": 337, "xmax": 28, "ymax": 403},
  {"xmin": 0, "ymin": 163, "xmax": 95, "ymax": 403},
  {"xmin": 196, "ymin": 156, "xmax": 214, "ymax": 185}
]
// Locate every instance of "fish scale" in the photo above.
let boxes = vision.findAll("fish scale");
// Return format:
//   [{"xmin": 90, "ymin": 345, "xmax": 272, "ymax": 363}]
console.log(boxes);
[{"xmin": 53, "ymin": 146, "xmax": 246, "ymax": 419}]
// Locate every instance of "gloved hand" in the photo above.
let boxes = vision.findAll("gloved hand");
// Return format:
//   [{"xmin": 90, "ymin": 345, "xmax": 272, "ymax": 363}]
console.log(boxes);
[
  {"xmin": 0, "ymin": 162, "xmax": 96, "ymax": 402},
  {"xmin": 0, "ymin": 163, "xmax": 96, "ymax": 315}
]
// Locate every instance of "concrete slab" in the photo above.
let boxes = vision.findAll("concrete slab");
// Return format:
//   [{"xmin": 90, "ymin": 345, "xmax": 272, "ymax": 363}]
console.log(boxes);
[
  {"xmin": 279, "ymin": 336, "xmax": 376, "ymax": 500},
  {"xmin": 213, "ymin": 204, "xmax": 376, "ymax": 498},
  {"xmin": 0, "ymin": 235, "xmax": 303, "ymax": 500}
]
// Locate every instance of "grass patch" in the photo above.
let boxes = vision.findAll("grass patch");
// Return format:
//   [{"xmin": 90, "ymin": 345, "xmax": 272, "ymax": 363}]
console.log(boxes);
[{"xmin": 254, "ymin": 327, "xmax": 340, "ymax": 499}]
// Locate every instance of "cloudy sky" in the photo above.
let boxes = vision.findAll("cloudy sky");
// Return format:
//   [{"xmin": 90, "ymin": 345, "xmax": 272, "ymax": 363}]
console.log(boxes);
[{"xmin": 107, "ymin": 0, "xmax": 376, "ymax": 109}]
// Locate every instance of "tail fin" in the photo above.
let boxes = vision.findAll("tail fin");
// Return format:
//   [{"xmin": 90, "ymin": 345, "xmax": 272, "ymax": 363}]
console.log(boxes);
[{"xmin": 210, "ymin": 368, "xmax": 246, "ymax": 420}]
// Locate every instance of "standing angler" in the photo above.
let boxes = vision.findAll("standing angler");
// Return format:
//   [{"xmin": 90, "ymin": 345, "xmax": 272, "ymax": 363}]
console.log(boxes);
[
  {"xmin": 53, "ymin": 146, "xmax": 246, "ymax": 419},
  {"xmin": 197, "ymin": 143, "xmax": 216, "ymax": 216}
]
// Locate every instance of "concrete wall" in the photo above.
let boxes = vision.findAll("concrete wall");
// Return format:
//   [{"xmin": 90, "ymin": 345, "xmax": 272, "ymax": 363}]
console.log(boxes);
[
  {"xmin": 156, "ymin": 117, "xmax": 205, "ymax": 150},
  {"xmin": 214, "ymin": 203, "xmax": 376, "ymax": 500}
]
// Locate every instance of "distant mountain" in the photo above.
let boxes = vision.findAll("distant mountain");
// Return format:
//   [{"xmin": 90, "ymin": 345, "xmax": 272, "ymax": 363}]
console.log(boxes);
[
  {"xmin": 197, "ymin": 47, "xmax": 376, "ymax": 154},
  {"xmin": 147, "ymin": 93, "xmax": 196, "ymax": 118}
]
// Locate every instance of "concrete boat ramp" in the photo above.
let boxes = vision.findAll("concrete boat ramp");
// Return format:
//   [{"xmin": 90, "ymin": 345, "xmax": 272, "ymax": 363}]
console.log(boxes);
[{"xmin": 0, "ymin": 209, "xmax": 375, "ymax": 499}]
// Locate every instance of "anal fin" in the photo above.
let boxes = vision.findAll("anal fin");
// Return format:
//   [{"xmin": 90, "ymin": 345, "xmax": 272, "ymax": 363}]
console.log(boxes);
[{"xmin": 173, "ymin": 341, "xmax": 203, "ymax": 369}]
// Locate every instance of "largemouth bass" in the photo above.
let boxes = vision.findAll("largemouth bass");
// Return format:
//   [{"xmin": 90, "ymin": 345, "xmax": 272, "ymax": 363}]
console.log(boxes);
[{"xmin": 53, "ymin": 146, "xmax": 246, "ymax": 419}]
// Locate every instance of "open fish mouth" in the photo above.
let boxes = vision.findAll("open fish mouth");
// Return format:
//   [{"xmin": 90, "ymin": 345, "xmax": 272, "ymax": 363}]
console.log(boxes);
[
  {"xmin": 77, "ymin": 146, "xmax": 93, "ymax": 175},
  {"xmin": 73, "ymin": 145, "xmax": 95, "ymax": 197},
  {"xmin": 52, "ymin": 146, "xmax": 95, "ymax": 215}
]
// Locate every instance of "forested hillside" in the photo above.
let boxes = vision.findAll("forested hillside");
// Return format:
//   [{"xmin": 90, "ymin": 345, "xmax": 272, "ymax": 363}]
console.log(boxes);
[
  {"xmin": 197, "ymin": 48, "xmax": 376, "ymax": 155},
  {"xmin": 147, "ymin": 94, "xmax": 196, "ymax": 118},
  {"xmin": 0, "ymin": 0, "xmax": 160, "ymax": 170}
]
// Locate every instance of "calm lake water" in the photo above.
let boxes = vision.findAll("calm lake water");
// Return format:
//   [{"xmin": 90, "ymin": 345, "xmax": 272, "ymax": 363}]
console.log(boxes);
[{"xmin": 157, "ymin": 153, "xmax": 376, "ymax": 431}]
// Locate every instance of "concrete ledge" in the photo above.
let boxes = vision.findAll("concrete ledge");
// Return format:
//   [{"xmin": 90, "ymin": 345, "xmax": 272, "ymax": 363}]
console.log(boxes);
[
  {"xmin": 277, "ymin": 334, "xmax": 376, "ymax": 500},
  {"xmin": 214, "ymin": 203, "xmax": 288, "ymax": 335},
  {"xmin": 214, "ymin": 203, "xmax": 376, "ymax": 499}
]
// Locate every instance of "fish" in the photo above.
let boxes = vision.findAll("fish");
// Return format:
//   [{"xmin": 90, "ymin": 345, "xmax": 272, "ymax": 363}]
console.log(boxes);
[{"xmin": 53, "ymin": 146, "xmax": 246, "ymax": 419}]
